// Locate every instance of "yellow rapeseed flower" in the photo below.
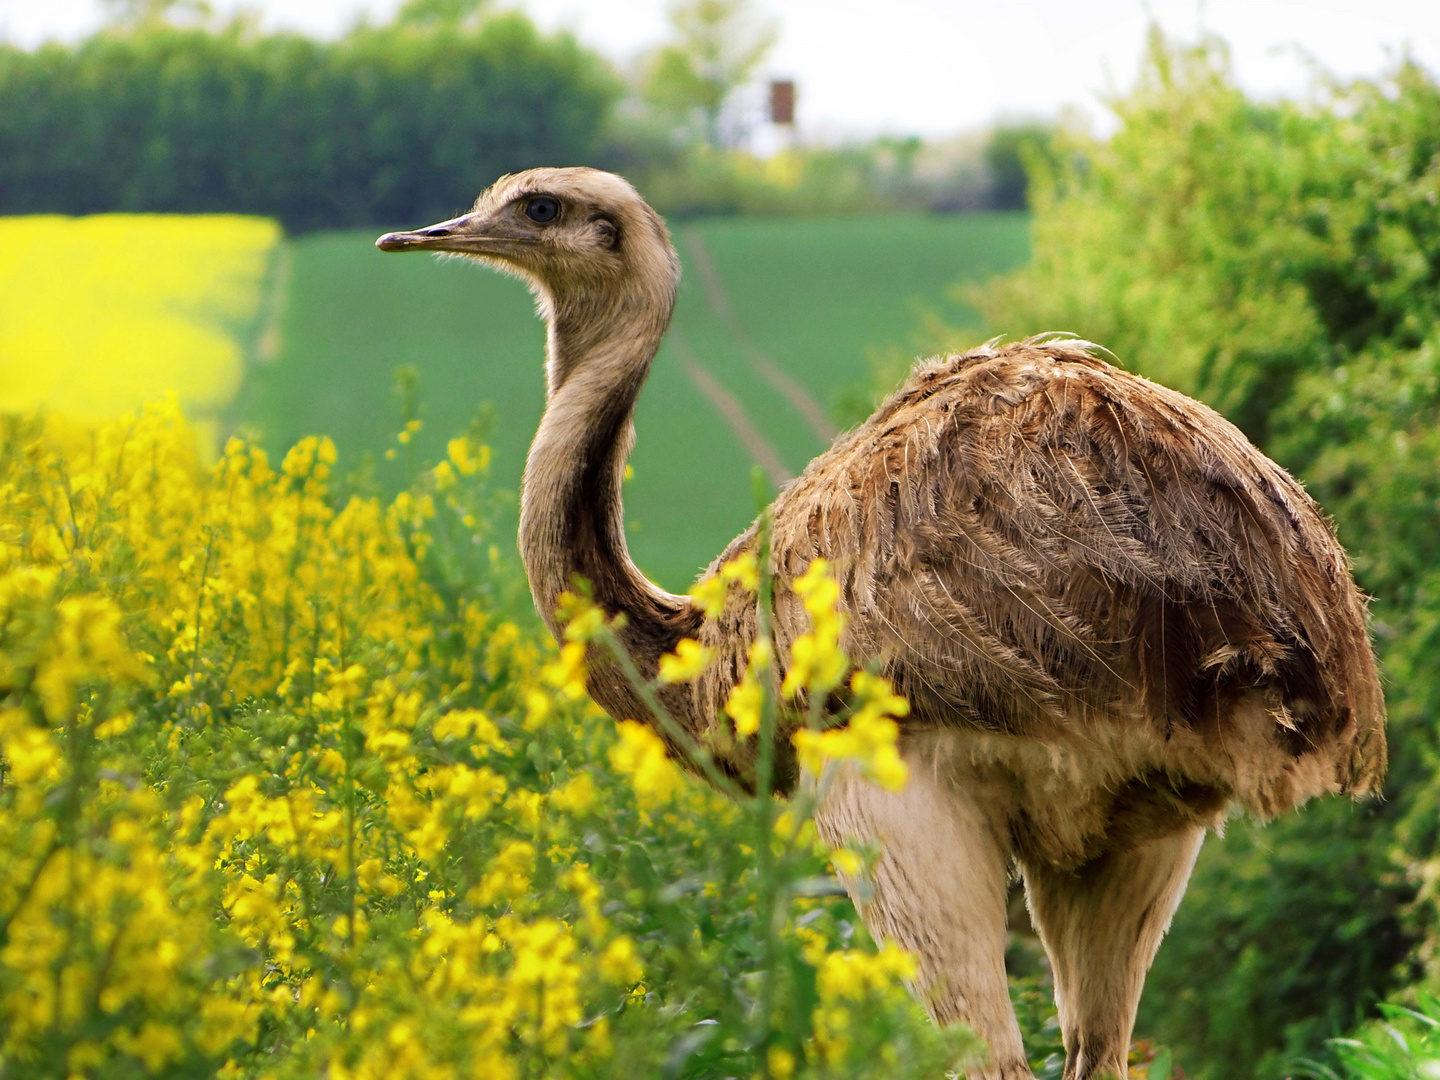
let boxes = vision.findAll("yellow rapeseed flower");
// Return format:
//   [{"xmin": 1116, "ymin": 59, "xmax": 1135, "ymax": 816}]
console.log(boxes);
[
  {"xmin": 472, "ymin": 841, "xmax": 536, "ymax": 906},
  {"xmin": 550, "ymin": 772, "xmax": 597, "ymax": 816},
  {"xmin": 607, "ymin": 721, "xmax": 683, "ymax": 809},
  {"xmin": 544, "ymin": 641, "xmax": 589, "ymax": 699},
  {"xmin": 598, "ymin": 935, "xmax": 644, "ymax": 985},
  {"xmin": 792, "ymin": 671, "xmax": 910, "ymax": 791},
  {"xmin": 447, "ymin": 436, "xmax": 477, "ymax": 475},
  {"xmin": 768, "ymin": 1045, "xmax": 797, "ymax": 1079},
  {"xmin": 657, "ymin": 638, "xmax": 714, "ymax": 684},
  {"xmin": 794, "ymin": 557, "xmax": 841, "ymax": 621},
  {"xmin": 431, "ymin": 708, "xmax": 501, "ymax": 750},
  {"xmin": 689, "ymin": 552, "xmax": 760, "ymax": 620},
  {"xmin": 781, "ymin": 559, "xmax": 849, "ymax": 699},
  {"xmin": 0, "ymin": 396, "xmax": 926, "ymax": 1079},
  {"xmin": 829, "ymin": 848, "xmax": 864, "ymax": 877},
  {"xmin": 781, "ymin": 628, "xmax": 848, "ymax": 699},
  {"xmin": 688, "ymin": 574, "xmax": 727, "ymax": 619},
  {"xmin": 720, "ymin": 551, "xmax": 760, "ymax": 592},
  {"xmin": 557, "ymin": 591, "xmax": 608, "ymax": 643},
  {"xmin": 724, "ymin": 676, "xmax": 762, "ymax": 738}
]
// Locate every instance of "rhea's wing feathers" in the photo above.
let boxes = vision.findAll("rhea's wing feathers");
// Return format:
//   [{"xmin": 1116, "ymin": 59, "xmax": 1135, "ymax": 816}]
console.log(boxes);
[{"xmin": 764, "ymin": 340, "xmax": 1385, "ymax": 794}]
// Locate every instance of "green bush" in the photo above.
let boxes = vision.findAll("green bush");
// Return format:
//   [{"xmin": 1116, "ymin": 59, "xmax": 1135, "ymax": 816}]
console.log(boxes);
[{"xmin": 1321, "ymin": 992, "xmax": 1440, "ymax": 1079}]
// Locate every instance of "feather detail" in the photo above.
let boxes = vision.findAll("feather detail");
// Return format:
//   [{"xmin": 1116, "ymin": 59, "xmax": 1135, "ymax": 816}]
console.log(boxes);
[{"xmin": 696, "ymin": 337, "xmax": 1385, "ymax": 814}]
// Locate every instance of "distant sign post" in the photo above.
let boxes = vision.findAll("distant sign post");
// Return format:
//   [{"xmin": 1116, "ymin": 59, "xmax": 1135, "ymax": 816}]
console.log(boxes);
[{"xmin": 769, "ymin": 80, "xmax": 796, "ymax": 126}]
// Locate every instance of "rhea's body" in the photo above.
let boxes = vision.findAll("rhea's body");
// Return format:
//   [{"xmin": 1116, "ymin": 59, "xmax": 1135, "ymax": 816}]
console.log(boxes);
[
  {"xmin": 687, "ymin": 342, "xmax": 1381, "ymax": 865},
  {"xmin": 377, "ymin": 168, "xmax": 1384, "ymax": 1080}
]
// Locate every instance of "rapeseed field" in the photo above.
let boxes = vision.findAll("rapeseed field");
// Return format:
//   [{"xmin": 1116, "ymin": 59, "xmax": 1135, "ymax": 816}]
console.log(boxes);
[
  {"xmin": 0, "ymin": 397, "xmax": 985, "ymax": 1079},
  {"xmin": 0, "ymin": 215, "xmax": 279, "ymax": 453}
]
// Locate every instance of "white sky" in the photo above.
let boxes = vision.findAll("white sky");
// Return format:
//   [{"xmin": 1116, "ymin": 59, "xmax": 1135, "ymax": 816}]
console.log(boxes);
[{"xmin": 2, "ymin": 0, "xmax": 1438, "ymax": 137}]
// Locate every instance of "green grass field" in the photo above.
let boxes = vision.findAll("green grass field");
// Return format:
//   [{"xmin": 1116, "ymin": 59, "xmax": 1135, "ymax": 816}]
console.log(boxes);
[{"xmin": 241, "ymin": 211, "xmax": 1030, "ymax": 590}]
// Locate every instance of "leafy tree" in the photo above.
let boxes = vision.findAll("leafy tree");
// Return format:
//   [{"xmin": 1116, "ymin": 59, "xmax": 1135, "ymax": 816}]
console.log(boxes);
[
  {"xmin": 394, "ymin": 0, "xmax": 492, "ymax": 31},
  {"xmin": 642, "ymin": 0, "xmax": 777, "ymax": 147},
  {"xmin": 981, "ymin": 121, "xmax": 1057, "ymax": 210}
]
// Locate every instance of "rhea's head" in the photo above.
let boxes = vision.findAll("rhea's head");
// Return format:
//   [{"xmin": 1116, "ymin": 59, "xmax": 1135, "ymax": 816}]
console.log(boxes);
[{"xmin": 376, "ymin": 168, "xmax": 680, "ymax": 329}]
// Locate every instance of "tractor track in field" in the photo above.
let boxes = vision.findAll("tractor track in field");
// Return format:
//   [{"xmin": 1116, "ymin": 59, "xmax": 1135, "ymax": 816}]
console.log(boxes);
[
  {"xmin": 682, "ymin": 229, "xmax": 837, "ymax": 446},
  {"xmin": 671, "ymin": 333, "xmax": 792, "ymax": 488}
]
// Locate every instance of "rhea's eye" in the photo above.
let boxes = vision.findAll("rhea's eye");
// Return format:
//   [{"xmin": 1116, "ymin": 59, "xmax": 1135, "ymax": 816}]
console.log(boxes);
[{"xmin": 525, "ymin": 196, "xmax": 560, "ymax": 223}]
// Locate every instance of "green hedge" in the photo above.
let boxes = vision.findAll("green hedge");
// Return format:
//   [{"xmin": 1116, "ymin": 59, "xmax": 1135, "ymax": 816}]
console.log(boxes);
[{"xmin": 0, "ymin": 17, "xmax": 621, "ymax": 231}]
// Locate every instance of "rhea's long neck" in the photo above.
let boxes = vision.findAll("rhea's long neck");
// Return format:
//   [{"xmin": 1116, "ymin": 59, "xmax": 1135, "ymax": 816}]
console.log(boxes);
[{"xmin": 519, "ymin": 287, "xmax": 698, "ymax": 675}]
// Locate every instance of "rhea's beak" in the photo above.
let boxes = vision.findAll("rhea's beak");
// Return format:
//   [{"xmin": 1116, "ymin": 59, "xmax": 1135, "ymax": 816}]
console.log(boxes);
[{"xmin": 375, "ymin": 212, "xmax": 527, "ymax": 255}]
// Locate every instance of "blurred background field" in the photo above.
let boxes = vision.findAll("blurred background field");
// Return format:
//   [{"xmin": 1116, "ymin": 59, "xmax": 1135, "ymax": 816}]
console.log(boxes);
[{"xmin": 244, "ymin": 211, "xmax": 1028, "ymax": 588}]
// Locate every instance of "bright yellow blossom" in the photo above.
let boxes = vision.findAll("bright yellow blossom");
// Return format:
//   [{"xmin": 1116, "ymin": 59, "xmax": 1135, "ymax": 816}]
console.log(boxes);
[
  {"xmin": 447, "ymin": 436, "xmax": 480, "ymax": 475},
  {"xmin": 472, "ymin": 840, "xmax": 536, "ymax": 906},
  {"xmin": 768, "ymin": 1045, "xmax": 797, "ymax": 1079},
  {"xmin": 556, "ymin": 590, "xmax": 609, "ymax": 643},
  {"xmin": 550, "ymin": 772, "xmax": 597, "ymax": 816},
  {"xmin": 781, "ymin": 559, "xmax": 849, "ymax": 699},
  {"xmin": 608, "ymin": 721, "xmax": 683, "ymax": 808},
  {"xmin": 688, "ymin": 574, "xmax": 727, "ymax": 619},
  {"xmin": 544, "ymin": 640, "xmax": 589, "ymax": 699},
  {"xmin": 598, "ymin": 935, "xmax": 644, "ymax": 985},
  {"xmin": 829, "ymin": 848, "xmax": 864, "ymax": 877},
  {"xmin": 725, "ymin": 674, "xmax": 762, "ymax": 738},
  {"xmin": 793, "ymin": 671, "xmax": 910, "ymax": 791},
  {"xmin": 689, "ymin": 552, "xmax": 761, "ymax": 620},
  {"xmin": 721, "ymin": 551, "xmax": 760, "ymax": 591},
  {"xmin": 657, "ymin": 637, "xmax": 714, "ymax": 684}
]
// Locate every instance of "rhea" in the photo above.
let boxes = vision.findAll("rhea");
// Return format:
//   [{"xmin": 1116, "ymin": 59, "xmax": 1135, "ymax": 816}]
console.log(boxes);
[{"xmin": 377, "ymin": 168, "xmax": 1384, "ymax": 1080}]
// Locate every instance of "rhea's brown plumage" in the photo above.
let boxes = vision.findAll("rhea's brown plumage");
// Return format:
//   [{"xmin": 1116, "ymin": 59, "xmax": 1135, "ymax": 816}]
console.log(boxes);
[{"xmin": 378, "ymin": 168, "xmax": 1385, "ymax": 1080}]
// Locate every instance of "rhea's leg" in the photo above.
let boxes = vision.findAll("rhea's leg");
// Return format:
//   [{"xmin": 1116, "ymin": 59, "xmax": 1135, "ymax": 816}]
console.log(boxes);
[
  {"xmin": 814, "ymin": 760, "xmax": 1032, "ymax": 1080},
  {"xmin": 1022, "ymin": 827, "xmax": 1204, "ymax": 1080}
]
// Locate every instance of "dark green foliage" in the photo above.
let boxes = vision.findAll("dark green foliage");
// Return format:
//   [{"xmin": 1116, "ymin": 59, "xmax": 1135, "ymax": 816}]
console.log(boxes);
[
  {"xmin": 981, "ymin": 122, "xmax": 1058, "ymax": 210},
  {"xmin": 0, "ymin": 16, "xmax": 620, "ymax": 231},
  {"xmin": 1143, "ymin": 802, "xmax": 1418, "ymax": 1078},
  {"xmin": 974, "ymin": 29, "xmax": 1440, "ymax": 1079}
]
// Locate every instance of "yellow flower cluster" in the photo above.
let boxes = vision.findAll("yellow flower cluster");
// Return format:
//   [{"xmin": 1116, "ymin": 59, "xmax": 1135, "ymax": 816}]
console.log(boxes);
[
  {"xmin": 811, "ymin": 943, "xmax": 919, "ymax": 1064},
  {"xmin": 0, "ymin": 403, "xmax": 648, "ymax": 1079},
  {"xmin": 770, "ymin": 561, "xmax": 909, "ymax": 791},
  {"xmin": 724, "ymin": 639, "xmax": 772, "ymax": 738},
  {"xmin": 608, "ymin": 721, "xmax": 685, "ymax": 810},
  {"xmin": 781, "ymin": 558, "xmax": 849, "ymax": 699},
  {"xmin": 793, "ymin": 671, "xmax": 911, "ymax": 793},
  {"xmin": 669, "ymin": 552, "xmax": 913, "ymax": 807},
  {"xmin": 658, "ymin": 637, "xmax": 715, "ymax": 684},
  {"xmin": 688, "ymin": 551, "xmax": 759, "ymax": 619}
]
